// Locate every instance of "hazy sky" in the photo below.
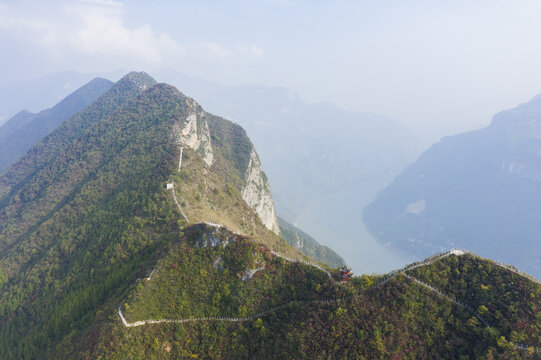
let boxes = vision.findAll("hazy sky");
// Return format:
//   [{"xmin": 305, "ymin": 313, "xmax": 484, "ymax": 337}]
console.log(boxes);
[{"xmin": 2, "ymin": 0, "xmax": 541, "ymax": 142}]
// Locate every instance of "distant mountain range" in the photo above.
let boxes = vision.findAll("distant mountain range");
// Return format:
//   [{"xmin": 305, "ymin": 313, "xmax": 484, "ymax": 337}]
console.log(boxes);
[
  {"xmin": 364, "ymin": 94, "xmax": 541, "ymax": 277},
  {"xmin": 0, "ymin": 70, "xmax": 125, "ymax": 125},
  {"xmin": 0, "ymin": 78, "xmax": 113, "ymax": 172}
]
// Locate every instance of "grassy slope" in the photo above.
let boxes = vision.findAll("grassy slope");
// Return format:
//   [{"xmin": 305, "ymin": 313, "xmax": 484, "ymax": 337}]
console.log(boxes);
[{"xmin": 172, "ymin": 147, "xmax": 297, "ymax": 258}]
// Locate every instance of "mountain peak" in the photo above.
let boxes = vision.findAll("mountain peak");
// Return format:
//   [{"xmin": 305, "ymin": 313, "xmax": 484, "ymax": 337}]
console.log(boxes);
[
  {"xmin": 145, "ymin": 82, "xmax": 186, "ymax": 98},
  {"xmin": 519, "ymin": 92, "xmax": 541, "ymax": 109},
  {"xmin": 116, "ymin": 71, "xmax": 157, "ymax": 91},
  {"xmin": 491, "ymin": 93, "xmax": 541, "ymax": 128}
]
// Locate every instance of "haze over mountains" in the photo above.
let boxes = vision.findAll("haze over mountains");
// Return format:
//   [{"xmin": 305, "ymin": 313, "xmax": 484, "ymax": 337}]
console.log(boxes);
[
  {"xmin": 3, "ymin": 70, "xmax": 541, "ymax": 279},
  {"xmin": 0, "ymin": 78, "xmax": 113, "ymax": 172},
  {"xmin": 0, "ymin": 70, "xmax": 125, "ymax": 125},
  {"xmin": 153, "ymin": 70, "xmax": 421, "ymax": 273},
  {"xmin": 364, "ymin": 94, "xmax": 541, "ymax": 278},
  {"xmin": 0, "ymin": 71, "xmax": 538, "ymax": 359},
  {"xmin": 2, "ymin": 0, "xmax": 541, "ymax": 357},
  {"xmin": 0, "ymin": 71, "xmax": 344, "ymax": 268},
  {"xmin": 0, "ymin": 70, "xmax": 421, "ymax": 273},
  {"xmin": 278, "ymin": 216, "xmax": 345, "ymax": 268}
]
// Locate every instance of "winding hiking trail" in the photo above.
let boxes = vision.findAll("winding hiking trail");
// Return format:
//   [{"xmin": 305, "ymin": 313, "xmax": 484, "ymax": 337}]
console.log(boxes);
[
  {"xmin": 270, "ymin": 250, "xmax": 333, "ymax": 280},
  {"xmin": 169, "ymin": 183, "xmax": 189, "ymax": 222},
  {"xmin": 136, "ymin": 268, "xmax": 156, "ymax": 282},
  {"xmin": 117, "ymin": 249, "xmax": 472, "ymax": 327},
  {"xmin": 403, "ymin": 274, "xmax": 491, "ymax": 327},
  {"xmin": 372, "ymin": 249, "xmax": 467, "ymax": 287},
  {"xmin": 483, "ymin": 257, "xmax": 541, "ymax": 286},
  {"xmin": 118, "ymin": 306, "xmax": 267, "ymax": 327},
  {"xmin": 117, "ymin": 145, "xmax": 540, "ymax": 353},
  {"xmin": 118, "ymin": 244, "xmax": 540, "ymax": 352}
]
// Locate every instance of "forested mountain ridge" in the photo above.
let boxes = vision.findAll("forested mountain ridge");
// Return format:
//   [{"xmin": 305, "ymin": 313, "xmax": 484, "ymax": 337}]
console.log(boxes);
[
  {"xmin": 0, "ymin": 72, "xmax": 296, "ymax": 359},
  {"xmin": 0, "ymin": 71, "xmax": 156, "ymax": 199},
  {"xmin": 0, "ymin": 110, "xmax": 35, "ymax": 142},
  {"xmin": 0, "ymin": 71, "xmax": 538, "ymax": 359},
  {"xmin": 364, "ymin": 93, "xmax": 541, "ymax": 278},
  {"xmin": 0, "ymin": 77, "xmax": 113, "ymax": 172},
  {"xmin": 0, "ymin": 72, "xmax": 341, "ymax": 269},
  {"xmin": 76, "ymin": 232, "xmax": 540, "ymax": 359}
]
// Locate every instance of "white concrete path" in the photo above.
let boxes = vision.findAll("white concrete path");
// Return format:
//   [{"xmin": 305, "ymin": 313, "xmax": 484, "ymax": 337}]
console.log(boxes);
[
  {"xmin": 169, "ymin": 183, "xmax": 189, "ymax": 222},
  {"xmin": 270, "ymin": 250, "xmax": 333, "ymax": 279},
  {"xmin": 178, "ymin": 147, "xmax": 184, "ymax": 172}
]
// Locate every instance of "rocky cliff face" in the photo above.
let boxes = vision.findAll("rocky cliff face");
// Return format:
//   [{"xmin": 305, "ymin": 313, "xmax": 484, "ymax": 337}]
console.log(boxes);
[
  {"xmin": 242, "ymin": 149, "xmax": 280, "ymax": 235},
  {"xmin": 177, "ymin": 99, "xmax": 214, "ymax": 166},
  {"xmin": 175, "ymin": 97, "xmax": 279, "ymax": 235}
]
